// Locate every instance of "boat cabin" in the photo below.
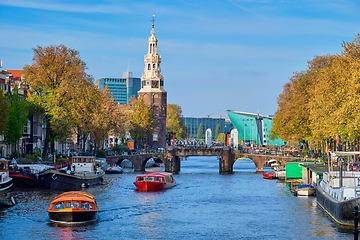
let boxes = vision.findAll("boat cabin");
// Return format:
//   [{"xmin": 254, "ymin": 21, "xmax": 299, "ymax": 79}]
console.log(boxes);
[
  {"xmin": 48, "ymin": 191, "xmax": 97, "ymax": 211},
  {"xmin": 0, "ymin": 158, "xmax": 11, "ymax": 183},
  {"xmin": 135, "ymin": 172, "xmax": 175, "ymax": 184},
  {"xmin": 67, "ymin": 156, "xmax": 96, "ymax": 172}
]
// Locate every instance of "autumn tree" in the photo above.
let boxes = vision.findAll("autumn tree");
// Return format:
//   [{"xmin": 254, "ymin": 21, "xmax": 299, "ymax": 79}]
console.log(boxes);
[
  {"xmin": 166, "ymin": 104, "xmax": 188, "ymax": 140},
  {"xmin": 23, "ymin": 44, "xmax": 91, "ymax": 157},
  {"xmin": 270, "ymin": 55, "xmax": 334, "ymax": 149},
  {"xmin": 128, "ymin": 96, "xmax": 154, "ymax": 147},
  {"xmin": 0, "ymin": 89, "xmax": 10, "ymax": 135},
  {"xmin": 216, "ymin": 133, "xmax": 226, "ymax": 144},
  {"xmin": 4, "ymin": 86, "xmax": 29, "ymax": 154},
  {"xmin": 197, "ymin": 123, "xmax": 203, "ymax": 139}
]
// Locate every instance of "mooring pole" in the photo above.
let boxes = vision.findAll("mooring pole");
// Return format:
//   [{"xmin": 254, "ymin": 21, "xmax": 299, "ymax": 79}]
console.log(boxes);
[{"xmin": 354, "ymin": 205, "xmax": 359, "ymax": 240}]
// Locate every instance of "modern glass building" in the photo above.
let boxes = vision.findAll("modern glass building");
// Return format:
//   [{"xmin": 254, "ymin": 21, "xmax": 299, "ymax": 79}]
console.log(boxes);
[
  {"xmin": 227, "ymin": 110, "xmax": 284, "ymax": 146},
  {"xmin": 99, "ymin": 72, "xmax": 141, "ymax": 104},
  {"xmin": 183, "ymin": 117, "xmax": 233, "ymax": 139}
]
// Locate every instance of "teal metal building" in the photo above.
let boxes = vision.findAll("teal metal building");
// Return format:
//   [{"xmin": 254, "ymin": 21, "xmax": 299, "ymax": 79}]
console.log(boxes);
[{"xmin": 227, "ymin": 110, "xmax": 284, "ymax": 146}]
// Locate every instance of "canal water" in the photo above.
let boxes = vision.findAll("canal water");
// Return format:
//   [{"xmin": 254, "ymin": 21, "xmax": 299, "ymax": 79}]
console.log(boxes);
[{"xmin": 0, "ymin": 157, "xmax": 355, "ymax": 239}]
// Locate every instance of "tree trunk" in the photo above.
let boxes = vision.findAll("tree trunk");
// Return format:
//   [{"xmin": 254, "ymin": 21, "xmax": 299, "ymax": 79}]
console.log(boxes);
[{"xmin": 42, "ymin": 116, "xmax": 51, "ymax": 159}]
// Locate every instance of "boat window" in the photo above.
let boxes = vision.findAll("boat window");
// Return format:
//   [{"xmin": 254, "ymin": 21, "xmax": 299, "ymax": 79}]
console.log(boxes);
[
  {"xmin": 154, "ymin": 177, "xmax": 162, "ymax": 182},
  {"xmin": 0, "ymin": 163, "xmax": 5, "ymax": 170},
  {"xmin": 137, "ymin": 177, "xmax": 144, "ymax": 182},
  {"xmin": 66, "ymin": 201, "xmax": 71, "ymax": 208},
  {"xmin": 53, "ymin": 202, "xmax": 64, "ymax": 209},
  {"xmin": 72, "ymin": 201, "xmax": 80, "ymax": 208},
  {"xmin": 145, "ymin": 177, "xmax": 154, "ymax": 181},
  {"xmin": 81, "ymin": 202, "xmax": 90, "ymax": 210}
]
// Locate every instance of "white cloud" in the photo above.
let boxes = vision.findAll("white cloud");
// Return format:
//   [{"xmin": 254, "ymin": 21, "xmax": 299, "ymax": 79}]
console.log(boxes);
[{"xmin": 0, "ymin": 0, "xmax": 130, "ymax": 13}]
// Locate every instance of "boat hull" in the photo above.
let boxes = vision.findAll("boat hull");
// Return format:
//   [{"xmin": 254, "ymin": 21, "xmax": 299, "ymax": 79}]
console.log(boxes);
[
  {"xmin": 316, "ymin": 182, "xmax": 360, "ymax": 226},
  {"xmin": 0, "ymin": 178, "xmax": 13, "ymax": 191},
  {"xmin": 134, "ymin": 181, "xmax": 176, "ymax": 191},
  {"xmin": 10, "ymin": 172, "xmax": 40, "ymax": 188},
  {"xmin": 39, "ymin": 169, "xmax": 104, "ymax": 190},
  {"xmin": 48, "ymin": 210, "xmax": 98, "ymax": 223},
  {"xmin": 262, "ymin": 173, "xmax": 276, "ymax": 179},
  {"xmin": 296, "ymin": 188, "xmax": 316, "ymax": 196},
  {"xmin": 0, "ymin": 191, "xmax": 16, "ymax": 209}
]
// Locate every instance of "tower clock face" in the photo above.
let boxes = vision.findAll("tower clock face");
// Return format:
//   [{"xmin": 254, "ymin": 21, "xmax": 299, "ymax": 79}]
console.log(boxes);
[{"xmin": 151, "ymin": 80, "xmax": 159, "ymax": 88}]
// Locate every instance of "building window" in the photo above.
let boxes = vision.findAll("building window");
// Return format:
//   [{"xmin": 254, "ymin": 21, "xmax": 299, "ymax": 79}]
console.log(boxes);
[
  {"xmin": 148, "ymin": 64, "xmax": 151, "ymax": 70},
  {"xmin": 153, "ymin": 64, "xmax": 156, "ymax": 69}
]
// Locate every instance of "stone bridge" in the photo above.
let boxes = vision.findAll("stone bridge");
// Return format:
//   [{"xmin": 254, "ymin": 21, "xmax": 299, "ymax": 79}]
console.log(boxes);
[{"xmin": 105, "ymin": 147, "xmax": 301, "ymax": 173}]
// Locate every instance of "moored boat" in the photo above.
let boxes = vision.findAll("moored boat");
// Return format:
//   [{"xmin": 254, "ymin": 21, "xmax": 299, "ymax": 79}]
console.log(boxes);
[
  {"xmin": 47, "ymin": 191, "xmax": 98, "ymax": 223},
  {"xmin": 105, "ymin": 165, "xmax": 123, "ymax": 174},
  {"xmin": 295, "ymin": 184, "xmax": 315, "ymax": 196},
  {"xmin": 316, "ymin": 151, "xmax": 360, "ymax": 226},
  {"xmin": 262, "ymin": 173, "xmax": 276, "ymax": 179},
  {"xmin": 0, "ymin": 158, "xmax": 13, "ymax": 191},
  {"xmin": 39, "ymin": 156, "xmax": 104, "ymax": 189},
  {"xmin": 9, "ymin": 163, "xmax": 52, "ymax": 188},
  {"xmin": 134, "ymin": 172, "xmax": 176, "ymax": 191},
  {"xmin": 0, "ymin": 190, "xmax": 16, "ymax": 209}
]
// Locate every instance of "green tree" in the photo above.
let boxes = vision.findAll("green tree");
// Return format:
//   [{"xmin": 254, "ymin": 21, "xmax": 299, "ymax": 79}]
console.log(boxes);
[
  {"xmin": 166, "ymin": 104, "xmax": 188, "ymax": 139},
  {"xmin": 0, "ymin": 89, "xmax": 10, "ymax": 135},
  {"xmin": 214, "ymin": 124, "xmax": 220, "ymax": 141},
  {"xmin": 197, "ymin": 123, "xmax": 203, "ymax": 139},
  {"xmin": 4, "ymin": 86, "xmax": 29, "ymax": 153}
]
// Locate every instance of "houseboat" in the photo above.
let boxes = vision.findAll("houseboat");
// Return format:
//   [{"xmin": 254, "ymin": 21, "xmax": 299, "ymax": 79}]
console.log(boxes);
[
  {"xmin": 316, "ymin": 151, "xmax": 360, "ymax": 226},
  {"xmin": 0, "ymin": 158, "xmax": 13, "ymax": 191},
  {"xmin": 134, "ymin": 172, "xmax": 176, "ymax": 191},
  {"xmin": 47, "ymin": 191, "xmax": 98, "ymax": 223},
  {"xmin": 9, "ymin": 161, "xmax": 52, "ymax": 188},
  {"xmin": 39, "ymin": 156, "xmax": 104, "ymax": 189}
]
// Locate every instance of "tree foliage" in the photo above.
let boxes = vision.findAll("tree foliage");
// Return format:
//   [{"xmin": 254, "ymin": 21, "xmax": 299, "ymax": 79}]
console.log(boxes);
[
  {"xmin": 0, "ymin": 89, "xmax": 10, "ymax": 135},
  {"xmin": 214, "ymin": 124, "xmax": 220, "ymax": 141},
  {"xmin": 271, "ymin": 34, "xmax": 360, "ymax": 150},
  {"xmin": 197, "ymin": 123, "xmax": 203, "ymax": 139},
  {"xmin": 128, "ymin": 97, "xmax": 154, "ymax": 144},
  {"xmin": 166, "ymin": 104, "xmax": 188, "ymax": 139},
  {"xmin": 23, "ymin": 44, "xmax": 125, "ymax": 155},
  {"xmin": 4, "ymin": 86, "xmax": 29, "ymax": 149}
]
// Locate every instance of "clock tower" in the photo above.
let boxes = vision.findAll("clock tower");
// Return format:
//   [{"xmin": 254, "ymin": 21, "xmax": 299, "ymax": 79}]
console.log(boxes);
[{"xmin": 138, "ymin": 16, "xmax": 167, "ymax": 149}]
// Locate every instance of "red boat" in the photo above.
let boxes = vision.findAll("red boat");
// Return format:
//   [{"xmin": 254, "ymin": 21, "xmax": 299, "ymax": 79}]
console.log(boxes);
[
  {"xmin": 262, "ymin": 173, "xmax": 276, "ymax": 179},
  {"xmin": 134, "ymin": 172, "xmax": 176, "ymax": 191}
]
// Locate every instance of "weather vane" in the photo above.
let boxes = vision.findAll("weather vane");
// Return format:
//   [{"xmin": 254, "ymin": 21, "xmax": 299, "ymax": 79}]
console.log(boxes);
[{"xmin": 152, "ymin": 14, "xmax": 155, "ymax": 28}]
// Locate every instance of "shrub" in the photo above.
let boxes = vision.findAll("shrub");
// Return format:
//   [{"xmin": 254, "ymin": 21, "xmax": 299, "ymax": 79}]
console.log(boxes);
[{"xmin": 96, "ymin": 150, "xmax": 106, "ymax": 158}]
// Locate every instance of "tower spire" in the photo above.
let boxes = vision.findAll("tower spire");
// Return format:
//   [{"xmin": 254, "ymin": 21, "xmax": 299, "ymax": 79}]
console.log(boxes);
[{"xmin": 152, "ymin": 14, "xmax": 155, "ymax": 29}]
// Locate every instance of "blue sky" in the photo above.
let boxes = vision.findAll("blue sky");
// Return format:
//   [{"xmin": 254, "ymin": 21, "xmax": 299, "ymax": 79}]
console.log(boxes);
[{"xmin": 1, "ymin": 0, "xmax": 360, "ymax": 117}]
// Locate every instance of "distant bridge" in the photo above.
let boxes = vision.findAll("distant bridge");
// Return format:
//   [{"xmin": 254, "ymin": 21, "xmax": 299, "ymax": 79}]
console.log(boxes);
[{"xmin": 106, "ymin": 147, "xmax": 302, "ymax": 173}]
